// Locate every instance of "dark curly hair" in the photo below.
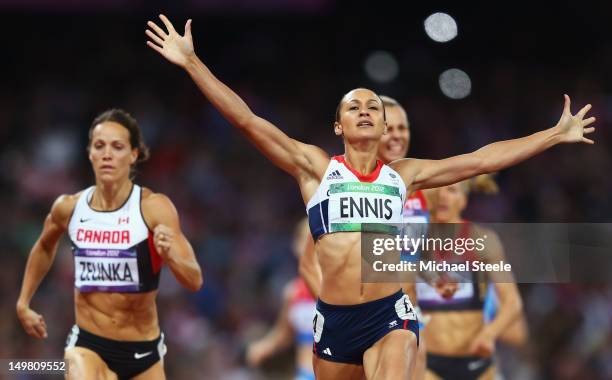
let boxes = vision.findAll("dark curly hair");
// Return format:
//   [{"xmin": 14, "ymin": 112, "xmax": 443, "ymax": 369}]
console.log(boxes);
[{"xmin": 88, "ymin": 109, "xmax": 150, "ymax": 178}]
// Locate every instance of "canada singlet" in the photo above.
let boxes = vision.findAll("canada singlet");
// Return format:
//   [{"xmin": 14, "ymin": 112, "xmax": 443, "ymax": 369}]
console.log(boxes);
[{"xmin": 67, "ymin": 185, "xmax": 162, "ymax": 293}]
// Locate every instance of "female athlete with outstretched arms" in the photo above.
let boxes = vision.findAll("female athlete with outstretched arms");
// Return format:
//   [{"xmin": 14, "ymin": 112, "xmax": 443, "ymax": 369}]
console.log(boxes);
[{"xmin": 145, "ymin": 15, "xmax": 595, "ymax": 380}]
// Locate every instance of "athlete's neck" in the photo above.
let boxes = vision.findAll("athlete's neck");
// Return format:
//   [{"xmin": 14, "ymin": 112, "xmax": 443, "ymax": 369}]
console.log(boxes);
[
  {"xmin": 343, "ymin": 147, "xmax": 379, "ymax": 175},
  {"xmin": 91, "ymin": 179, "xmax": 133, "ymax": 211}
]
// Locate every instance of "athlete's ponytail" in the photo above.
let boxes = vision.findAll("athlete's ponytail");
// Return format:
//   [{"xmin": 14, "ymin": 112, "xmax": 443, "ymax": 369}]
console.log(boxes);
[{"xmin": 469, "ymin": 174, "xmax": 499, "ymax": 195}]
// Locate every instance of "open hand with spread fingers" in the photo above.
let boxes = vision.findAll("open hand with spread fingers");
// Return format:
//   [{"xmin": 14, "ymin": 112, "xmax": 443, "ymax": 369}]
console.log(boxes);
[
  {"xmin": 146, "ymin": 14, "xmax": 195, "ymax": 68},
  {"xmin": 555, "ymin": 94, "xmax": 597, "ymax": 144}
]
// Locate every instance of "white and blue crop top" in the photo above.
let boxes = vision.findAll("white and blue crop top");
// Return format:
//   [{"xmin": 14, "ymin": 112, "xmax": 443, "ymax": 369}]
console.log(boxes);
[{"xmin": 306, "ymin": 155, "xmax": 406, "ymax": 240}]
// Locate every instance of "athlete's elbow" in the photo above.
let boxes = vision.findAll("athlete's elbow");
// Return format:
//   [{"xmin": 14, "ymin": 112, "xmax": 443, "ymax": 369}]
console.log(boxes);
[
  {"xmin": 185, "ymin": 270, "xmax": 203, "ymax": 292},
  {"xmin": 233, "ymin": 112, "xmax": 257, "ymax": 131},
  {"xmin": 513, "ymin": 294, "xmax": 524, "ymax": 315},
  {"xmin": 468, "ymin": 152, "xmax": 492, "ymax": 175},
  {"xmin": 194, "ymin": 272, "xmax": 204, "ymax": 291},
  {"xmin": 502, "ymin": 291, "xmax": 523, "ymax": 318}
]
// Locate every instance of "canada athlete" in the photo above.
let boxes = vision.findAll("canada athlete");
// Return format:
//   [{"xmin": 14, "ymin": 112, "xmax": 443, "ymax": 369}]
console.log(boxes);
[{"xmin": 16, "ymin": 109, "xmax": 202, "ymax": 380}]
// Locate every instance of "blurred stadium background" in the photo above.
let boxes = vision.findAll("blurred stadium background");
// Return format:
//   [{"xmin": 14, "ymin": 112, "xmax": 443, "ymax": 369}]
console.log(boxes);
[{"xmin": 0, "ymin": 0, "xmax": 610, "ymax": 379}]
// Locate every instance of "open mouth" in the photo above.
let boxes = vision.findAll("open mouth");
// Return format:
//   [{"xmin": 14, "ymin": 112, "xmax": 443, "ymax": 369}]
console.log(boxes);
[
  {"xmin": 357, "ymin": 120, "xmax": 374, "ymax": 127},
  {"xmin": 386, "ymin": 142, "xmax": 405, "ymax": 153}
]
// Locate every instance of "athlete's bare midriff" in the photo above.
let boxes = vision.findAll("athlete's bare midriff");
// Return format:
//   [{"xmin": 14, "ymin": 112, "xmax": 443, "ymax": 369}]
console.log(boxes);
[
  {"xmin": 316, "ymin": 231, "xmax": 401, "ymax": 305},
  {"xmin": 75, "ymin": 289, "xmax": 159, "ymax": 341},
  {"xmin": 424, "ymin": 310, "xmax": 484, "ymax": 355}
]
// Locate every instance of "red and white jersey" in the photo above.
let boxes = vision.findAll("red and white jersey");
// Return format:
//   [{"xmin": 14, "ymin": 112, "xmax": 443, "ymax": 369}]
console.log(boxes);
[
  {"xmin": 67, "ymin": 185, "xmax": 162, "ymax": 293},
  {"xmin": 403, "ymin": 190, "xmax": 429, "ymax": 224},
  {"xmin": 287, "ymin": 277, "xmax": 316, "ymax": 345}
]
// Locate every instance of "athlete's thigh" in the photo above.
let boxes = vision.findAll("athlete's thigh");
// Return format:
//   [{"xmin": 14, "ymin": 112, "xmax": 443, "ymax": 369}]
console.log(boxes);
[
  {"xmin": 424, "ymin": 369, "xmax": 442, "ymax": 380},
  {"xmin": 477, "ymin": 364, "xmax": 496, "ymax": 380},
  {"xmin": 313, "ymin": 356, "xmax": 364, "ymax": 380},
  {"xmin": 363, "ymin": 329, "xmax": 417, "ymax": 380},
  {"xmin": 131, "ymin": 360, "xmax": 165, "ymax": 380},
  {"xmin": 65, "ymin": 347, "xmax": 117, "ymax": 380},
  {"xmin": 412, "ymin": 335, "xmax": 427, "ymax": 380}
]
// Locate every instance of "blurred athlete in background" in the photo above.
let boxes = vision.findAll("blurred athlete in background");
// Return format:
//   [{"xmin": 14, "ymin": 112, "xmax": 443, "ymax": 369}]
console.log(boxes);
[
  {"xmin": 419, "ymin": 175, "xmax": 523, "ymax": 380},
  {"xmin": 247, "ymin": 219, "xmax": 316, "ymax": 380}
]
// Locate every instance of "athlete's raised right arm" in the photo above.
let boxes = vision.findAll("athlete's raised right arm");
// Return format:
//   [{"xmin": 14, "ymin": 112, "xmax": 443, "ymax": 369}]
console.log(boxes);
[
  {"xmin": 16, "ymin": 194, "xmax": 76, "ymax": 339},
  {"xmin": 146, "ymin": 15, "xmax": 328, "ymax": 182}
]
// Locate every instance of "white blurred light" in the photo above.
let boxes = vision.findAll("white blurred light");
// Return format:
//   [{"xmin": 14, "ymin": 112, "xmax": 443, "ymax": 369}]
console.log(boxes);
[
  {"xmin": 439, "ymin": 68, "xmax": 471, "ymax": 99},
  {"xmin": 364, "ymin": 51, "xmax": 399, "ymax": 83},
  {"xmin": 424, "ymin": 12, "xmax": 458, "ymax": 42}
]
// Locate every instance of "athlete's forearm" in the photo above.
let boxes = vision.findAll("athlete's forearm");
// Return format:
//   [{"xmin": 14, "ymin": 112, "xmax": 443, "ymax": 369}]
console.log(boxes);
[
  {"xmin": 256, "ymin": 323, "xmax": 293, "ymax": 358},
  {"xmin": 484, "ymin": 285, "xmax": 522, "ymax": 339},
  {"xmin": 473, "ymin": 126, "xmax": 563, "ymax": 174},
  {"xmin": 184, "ymin": 54, "xmax": 255, "ymax": 128},
  {"xmin": 17, "ymin": 242, "xmax": 57, "ymax": 309}
]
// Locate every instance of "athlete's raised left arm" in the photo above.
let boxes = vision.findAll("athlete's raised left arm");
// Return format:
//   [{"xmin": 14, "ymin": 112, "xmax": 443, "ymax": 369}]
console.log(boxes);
[
  {"xmin": 391, "ymin": 95, "xmax": 596, "ymax": 191},
  {"xmin": 141, "ymin": 192, "xmax": 203, "ymax": 292}
]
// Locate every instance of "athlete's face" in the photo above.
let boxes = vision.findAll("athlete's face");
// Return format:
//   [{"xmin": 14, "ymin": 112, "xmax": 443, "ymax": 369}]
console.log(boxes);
[
  {"xmin": 434, "ymin": 183, "xmax": 467, "ymax": 223},
  {"xmin": 378, "ymin": 106, "xmax": 409, "ymax": 164},
  {"xmin": 88, "ymin": 122, "xmax": 138, "ymax": 183},
  {"xmin": 335, "ymin": 89, "xmax": 386, "ymax": 143}
]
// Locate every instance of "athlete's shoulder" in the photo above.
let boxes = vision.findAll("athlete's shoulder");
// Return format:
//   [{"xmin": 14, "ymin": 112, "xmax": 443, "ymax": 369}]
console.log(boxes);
[
  {"xmin": 388, "ymin": 157, "xmax": 421, "ymax": 183},
  {"xmin": 141, "ymin": 188, "xmax": 176, "ymax": 211},
  {"xmin": 388, "ymin": 157, "xmax": 418, "ymax": 169},
  {"xmin": 140, "ymin": 188, "xmax": 179, "ymax": 227},
  {"xmin": 50, "ymin": 191, "xmax": 82, "ymax": 227},
  {"xmin": 470, "ymin": 223, "xmax": 499, "ymax": 240},
  {"xmin": 299, "ymin": 143, "xmax": 331, "ymax": 176}
]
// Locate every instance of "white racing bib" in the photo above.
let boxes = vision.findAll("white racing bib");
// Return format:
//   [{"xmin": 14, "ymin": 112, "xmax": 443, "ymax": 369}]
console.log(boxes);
[
  {"xmin": 327, "ymin": 182, "xmax": 403, "ymax": 234},
  {"xmin": 74, "ymin": 248, "xmax": 140, "ymax": 292},
  {"xmin": 307, "ymin": 156, "xmax": 406, "ymax": 240}
]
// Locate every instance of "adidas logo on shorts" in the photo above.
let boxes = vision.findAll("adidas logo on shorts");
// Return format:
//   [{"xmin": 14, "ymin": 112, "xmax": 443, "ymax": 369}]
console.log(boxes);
[
  {"xmin": 323, "ymin": 347, "xmax": 332, "ymax": 355},
  {"xmin": 326, "ymin": 170, "xmax": 343, "ymax": 180}
]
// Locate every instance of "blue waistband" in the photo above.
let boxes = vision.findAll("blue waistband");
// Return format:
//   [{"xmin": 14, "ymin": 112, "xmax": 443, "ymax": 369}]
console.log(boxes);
[{"xmin": 316, "ymin": 290, "xmax": 403, "ymax": 313}]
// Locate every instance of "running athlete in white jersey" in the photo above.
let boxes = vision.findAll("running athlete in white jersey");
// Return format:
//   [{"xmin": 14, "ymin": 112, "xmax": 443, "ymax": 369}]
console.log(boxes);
[
  {"xmin": 146, "ymin": 15, "xmax": 595, "ymax": 380},
  {"xmin": 298, "ymin": 94, "xmax": 432, "ymax": 379},
  {"xmin": 16, "ymin": 109, "xmax": 203, "ymax": 380}
]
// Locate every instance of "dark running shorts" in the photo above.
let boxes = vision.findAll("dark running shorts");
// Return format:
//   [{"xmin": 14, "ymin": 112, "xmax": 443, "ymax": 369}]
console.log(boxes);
[
  {"xmin": 427, "ymin": 353, "xmax": 493, "ymax": 380},
  {"xmin": 313, "ymin": 290, "xmax": 419, "ymax": 364},
  {"xmin": 65, "ymin": 325, "xmax": 166, "ymax": 380}
]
